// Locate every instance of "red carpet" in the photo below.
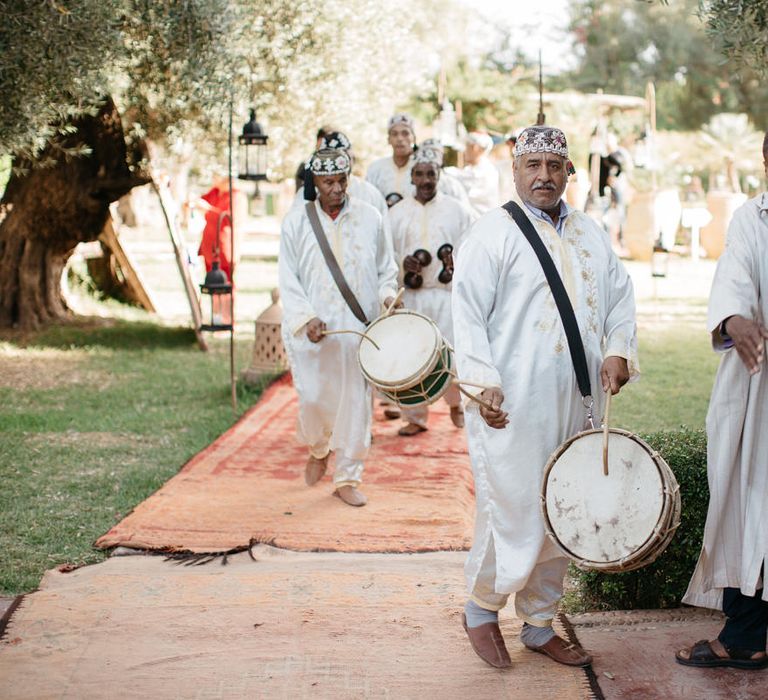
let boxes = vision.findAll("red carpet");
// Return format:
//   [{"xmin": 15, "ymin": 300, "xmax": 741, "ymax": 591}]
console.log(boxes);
[{"xmin": 96, "ymin": 375, "xmax": 475, "ymax": 553}]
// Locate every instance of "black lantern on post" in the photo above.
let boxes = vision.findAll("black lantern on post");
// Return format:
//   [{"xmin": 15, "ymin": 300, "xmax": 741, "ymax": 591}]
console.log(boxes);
[
  {"xmin": 238, "ymin": 108, "xmax": 269, "ymax": 194},
  {"xmin": 199, "ymin": 211, "xmax": 233, "ymax": 332}
]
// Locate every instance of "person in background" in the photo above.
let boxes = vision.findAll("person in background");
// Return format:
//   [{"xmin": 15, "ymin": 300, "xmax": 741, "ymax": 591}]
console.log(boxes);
[
  {"xmin": 279, "ymin": 148, "xmax": 399, "ymax": 507},
  {"xmin": 451, "ymin": 131, "xmax": 501, "ymax": 214},
  {"xmin": 366, "ymin": 114, "xmax": 417, "ymax": 204},
  {"xmin": 388, "ymin": 146, "xmax": 475, "ymax": 435}
]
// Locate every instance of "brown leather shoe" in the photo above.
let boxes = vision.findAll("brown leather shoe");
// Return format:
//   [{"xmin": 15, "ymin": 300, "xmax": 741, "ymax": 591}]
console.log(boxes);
[
  {"xmin": 450, "ymin": 406, "xmax": 465, "ymax": 428},
  {"xmin": 305, "ymin": 454, "xmax": 328, "ymax": 486},
  {"xmin": 383, "ymin": 407, "xmax": 401, "ymax": 420},
  {"xmin": 398, "ymin": 422, "xmax": 427, "ymax": 436},
  {"xmin": 462, "ymin": 613, "xmax": 512, "ymax": 669},
  {"xmin": 525, "ymin": 634, "xmax": 592, "ymax": 667},
  {"xmin": 334, "ymin": 485, "xmax": 368, "ymax": 507}
]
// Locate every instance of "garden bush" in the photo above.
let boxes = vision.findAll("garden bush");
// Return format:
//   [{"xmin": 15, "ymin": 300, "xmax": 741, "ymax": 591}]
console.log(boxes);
[{"xmin": 569, "ymin": 428, "xmax": 709, "ymax": 611}]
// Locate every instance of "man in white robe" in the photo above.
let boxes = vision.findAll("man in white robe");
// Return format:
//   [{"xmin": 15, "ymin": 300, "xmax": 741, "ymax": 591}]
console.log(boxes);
[
  {"xmin": 388, "ymin": 147, "xmax": 475, "ymax": 435},
  {"xmin": 419, "ymin": 138, "xmax": 473, "ymax": 210},
  {"xmin": 291, "ymin": 131, "xmax": 388, "ymax": 222},
  {"xmin": 279, "ymin": 148, "xmax": 399, "ymax": 507},
  {"xmin": 453, "ymin": 126, "xmax": 638, "ymax": 668},
  {"xmin": 676, "ymin": 133, "xmax": 768, "ymax": 670},
  {"xmin": 366, "ymin": 113, "xmax": 416, "ymax": 206},
  {"xmin": 449, "ymin": 131, "xmax": 501, "ymax": 214}
]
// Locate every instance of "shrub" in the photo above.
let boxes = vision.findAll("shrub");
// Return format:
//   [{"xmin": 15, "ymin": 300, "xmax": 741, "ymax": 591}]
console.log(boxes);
[{"xmin": 568, "ymin": 428, "xmax": 709, "ymax": 611}]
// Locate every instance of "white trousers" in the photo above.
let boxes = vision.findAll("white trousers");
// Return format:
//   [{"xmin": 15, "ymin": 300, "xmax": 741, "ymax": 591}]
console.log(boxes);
[
  {"xmin": 402, "ymin": 287, "xmax": 461, "ymax": 427},
  {"xmin": 286, "ymin": 332, "xmax": 371, "ymax": 487},
  {"xmin": 470, "ymin": 538, "xmax": 570, "ymax": 627}
]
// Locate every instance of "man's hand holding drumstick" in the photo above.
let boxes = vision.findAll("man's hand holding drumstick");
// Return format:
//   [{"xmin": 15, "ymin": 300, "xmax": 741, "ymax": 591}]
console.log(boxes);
[
  {"xmin": 306, "ymin": 317, "xmax": 327, "ymax": 343},
  {"xmin": 478, "ymin": 387, "xmax": 509, "ymax": 429}
]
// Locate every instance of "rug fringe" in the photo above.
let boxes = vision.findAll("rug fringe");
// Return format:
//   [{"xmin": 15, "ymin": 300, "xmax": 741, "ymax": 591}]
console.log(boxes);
[{"xmin": 557, "ymin": 611, "xmax": 605, "ymax": 700}]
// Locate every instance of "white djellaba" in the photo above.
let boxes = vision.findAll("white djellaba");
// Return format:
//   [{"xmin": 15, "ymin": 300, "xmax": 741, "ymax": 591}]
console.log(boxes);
[
  {"xmin": 388, "ymin": 191, "xmax": 475, "ymax": 427},
  {"xmin": 684, "ymin": 192, "xmax": 768, "ymax": 609},
  {"xmin": 452, "ymin": 204, "xmax": 639, "ymax": 624},
  {"xmin": 278, "ymin": 195, "xmax": 398, "ymax": 487}
]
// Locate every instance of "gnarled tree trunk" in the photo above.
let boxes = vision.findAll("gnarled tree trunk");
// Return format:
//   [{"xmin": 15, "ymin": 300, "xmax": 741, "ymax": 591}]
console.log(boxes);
[{"xmin": 0, "ymin": 97, "xmax": 149, "ymax": 330}]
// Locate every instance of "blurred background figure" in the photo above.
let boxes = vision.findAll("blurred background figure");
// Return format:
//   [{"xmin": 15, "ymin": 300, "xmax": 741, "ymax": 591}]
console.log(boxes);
[{"xmin": 450, "ymin": 131, "xmax": 500, "ymax": 214}]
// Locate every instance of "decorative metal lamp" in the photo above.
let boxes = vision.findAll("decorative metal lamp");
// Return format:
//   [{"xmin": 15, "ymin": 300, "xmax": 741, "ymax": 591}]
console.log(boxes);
[
  {"xmin": 238, "ymin": 108, "xmax": 269, "ymax": 193},
  {"xmin": 199, "ymin": 211, "xmax": 233, "ymax": 332},
  {"xmin": 242, "ymin": 288, "xmax": 288, "ymax": 385}
]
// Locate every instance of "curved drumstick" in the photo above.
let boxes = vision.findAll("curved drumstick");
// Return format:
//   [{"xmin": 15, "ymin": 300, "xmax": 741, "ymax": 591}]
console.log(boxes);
[
  {"xmin": 385, "ymin": 287, "xmax": 405, "ymax": 316},
  {"xmin": 321, "ymin": 329, "xmax": 381, "ymax": 351},
  {"xmin": 602, "ymin": 388, "xmax": 612, "ymax": 476},
  {"xmin": 447, "ymin": 371, "xmax": 504, "ymax": 414}
]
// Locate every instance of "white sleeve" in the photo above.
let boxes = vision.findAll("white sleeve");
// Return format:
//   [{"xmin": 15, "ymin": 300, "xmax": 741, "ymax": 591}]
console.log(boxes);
[
  {"xmin": 707, "ymin": 210, "xmax": 759, "ymax": 351},
  {"xmin": 278, "ymin": 220, "xmax": 317, "ymax": 335},
  {"xmin": 375, "ymin": 213, "xmax": 399, "ymax": 305},
  {"xmin": 451, "ymin": 234, "xmax": 503, "ymax": 388},
  {"xmin": 602, "ymin": 248, "xmax": 640, "ymax": 380}
]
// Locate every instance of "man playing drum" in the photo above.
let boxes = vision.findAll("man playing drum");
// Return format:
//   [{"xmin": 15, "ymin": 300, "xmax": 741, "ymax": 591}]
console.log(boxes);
[
  {"xmin": 453, "ymin": 125, "xmax": 638, "ymax": 668},
  {"xmin": 676, "ymin": 131, "xmax": 768, "ymax": 671},
  {"xmin": 279, "ymin": 148, "xmax": 399, "ymax": 507},
  {"xmin": 388, "ymin": 145, "xmax": 475, "ymax": 435}
]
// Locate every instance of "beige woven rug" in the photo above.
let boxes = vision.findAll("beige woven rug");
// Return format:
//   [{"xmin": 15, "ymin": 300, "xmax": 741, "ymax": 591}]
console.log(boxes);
[{"xmin": 0, "ymin": 549, "xmax": 593, "ymax": 699}]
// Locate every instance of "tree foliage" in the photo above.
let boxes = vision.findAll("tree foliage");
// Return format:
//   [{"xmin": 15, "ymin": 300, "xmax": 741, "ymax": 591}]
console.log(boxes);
[
  {"xmin": 0, "ymin": 1, "xmax": 467, "ymax": 175},
  {"xmin": 699, "ymin": 1, "xmax": 768, "ymax": 77},
  {"xmin": 563, "ymin": 0, "xmax": 768, "ymax": 131}
]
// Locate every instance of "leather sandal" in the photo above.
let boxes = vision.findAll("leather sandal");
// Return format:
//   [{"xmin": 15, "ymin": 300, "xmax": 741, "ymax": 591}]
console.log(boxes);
[
  {"xmin": 675, "ymin": 640, "xmax": 768, "ymax": 670},
  {"xmin": 525, "ymin": 634, "xmax": 592, "ymax": 667},
  {"xmin": 334, "ymin": 485, "xmax": 368, "ymax": 507},
  {"xmin": 305, "ymin": 454, "xmax": 328, "ymax": 486},
  {"xmin": 398, "ymin": 422, "xmax": 427, "ymax": 436},
  {"xmin": 450, "ymin": 406, "xmax": 465, "ymax": 428},
  {"xmin": 462, "ymin": 614, "xmax": 512, "ymax": 669}
]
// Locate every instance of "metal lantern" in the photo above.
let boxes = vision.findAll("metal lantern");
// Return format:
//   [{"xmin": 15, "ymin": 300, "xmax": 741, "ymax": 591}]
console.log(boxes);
[
  {"xmin": 199, "ymin": 261, "xmax": 233, "ymax": 331},
  {"xmin": 200, "ymin": 211, "xmax": 233, "ymax": 332},
  {"xmin": 242, "ymin": 288, "xmax": 288, "ymax": 385},
  {"xmin": 238, "ymin": 108, "xmax": 269, "ymax": 183}
]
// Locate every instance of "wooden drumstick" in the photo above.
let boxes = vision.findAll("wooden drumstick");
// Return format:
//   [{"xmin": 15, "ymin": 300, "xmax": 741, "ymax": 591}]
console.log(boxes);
[
  {"xmin": 602, "ymin": 388, "xmax": 612, "ymax": 476},
  {"xmin": 320, "ymin": 329, "xmax": 381, "ymax": 350},
  {"xmin": 456, "ymin": 384, "xmax": 498, "ymax": 413},
  {"xmin": 385, "ymin": 286, "xmax": 405, "ymax": 316}
]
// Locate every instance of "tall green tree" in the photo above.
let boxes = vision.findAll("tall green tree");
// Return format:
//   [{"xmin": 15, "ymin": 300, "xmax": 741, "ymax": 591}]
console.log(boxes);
[
  {"xmin": 563, "ymin": 0, "xmax": 768, "ymax": 131},
  {"xmin": 0, "ymin": 0, "xmax": 461, "ymax": 329}
]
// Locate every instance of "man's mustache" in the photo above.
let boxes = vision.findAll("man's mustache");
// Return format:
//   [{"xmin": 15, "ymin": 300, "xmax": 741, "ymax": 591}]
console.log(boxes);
[{"xmin": 532, "ymin": 183, "xmax": 555, "ymax": 191}]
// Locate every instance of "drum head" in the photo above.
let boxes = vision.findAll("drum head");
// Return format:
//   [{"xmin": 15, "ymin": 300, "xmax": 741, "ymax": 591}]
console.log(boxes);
[
  {"xmin": 359, "ymin": 311, "xmax": 440, "ymax": 386},
  {"xmin": 544, "ymin": 431, "xmax": 664, "ymax": 565}
]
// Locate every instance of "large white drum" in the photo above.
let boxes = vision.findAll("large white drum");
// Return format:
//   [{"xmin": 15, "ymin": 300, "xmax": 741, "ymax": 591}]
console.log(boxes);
[
  {"xmin": 541, "ymin": 428, "xmax": 680, "ymax": 572},
  {"xmin": 358, "ymin": 310, "xmax": 453, "ymax": 407}
]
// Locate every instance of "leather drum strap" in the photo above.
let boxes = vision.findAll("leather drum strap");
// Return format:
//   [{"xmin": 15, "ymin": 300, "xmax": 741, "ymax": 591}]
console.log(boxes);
[
  {"xmin": 501, "ymin": 200, "xmax": 592, "ymax": 401},
  {"xmin": 305, "ymin": 201, "xmax": 369, "ymax": 325}
]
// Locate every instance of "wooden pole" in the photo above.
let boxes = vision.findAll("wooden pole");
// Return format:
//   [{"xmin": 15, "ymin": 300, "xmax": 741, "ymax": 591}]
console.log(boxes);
[{"xmin": 228, "ymin": 99, "xmax": 237, "ymax": 414}]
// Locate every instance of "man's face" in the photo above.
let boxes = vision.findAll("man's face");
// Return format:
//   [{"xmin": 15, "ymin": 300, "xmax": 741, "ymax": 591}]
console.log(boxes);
[
  {"xmin": 314, "ymin": 173, "xmax": 348, "ymax": 208},
  {"xmin": 513, "ymin": 152, "xmax": 569, "ymax": 211},
  {"xmin": 465, "ymin": 142, "xmax": 484, "ymax": 165},
  {"xmin": 412, "ymin": 163, "xmax": 439, "ymax": 201},
  {"xmin": 388, "ymin": 126, "xmax": 414, "ymax": 158}
]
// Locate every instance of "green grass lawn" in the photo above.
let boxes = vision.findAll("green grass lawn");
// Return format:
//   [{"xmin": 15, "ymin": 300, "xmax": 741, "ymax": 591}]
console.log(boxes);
[
  {"xmin": 0, "ymin": 300, "xmax": 722, "ymax": 596},
  {"xmin": 0, "ymin": 319, "xmax": 270, "ymax": 595},
  {"xmin": 611, "ymin": 324, "xmax": 720, "ymax": 432}
]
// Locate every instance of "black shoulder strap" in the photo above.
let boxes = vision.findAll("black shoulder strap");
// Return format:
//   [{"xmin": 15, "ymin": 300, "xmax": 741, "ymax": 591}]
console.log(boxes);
[
  {"xmin": 501, "ymin": 200, "xmax": 592, "ymax": 400},
  {"xmin": 305, "ymin": 202, "xmax": 368, "ymax": 325}
]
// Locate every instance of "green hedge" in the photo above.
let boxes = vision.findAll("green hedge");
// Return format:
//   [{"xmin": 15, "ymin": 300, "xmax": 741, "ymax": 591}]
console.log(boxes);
[{"xmin": 568, "ymin": 428, "xmax": 709, "ymax": 611}]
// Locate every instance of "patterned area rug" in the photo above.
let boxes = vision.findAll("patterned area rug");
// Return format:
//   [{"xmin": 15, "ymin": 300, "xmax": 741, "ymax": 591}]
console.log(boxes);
[{"xmin": 96, "ymin": 375, "xmax": 475, "ymax": 553}]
